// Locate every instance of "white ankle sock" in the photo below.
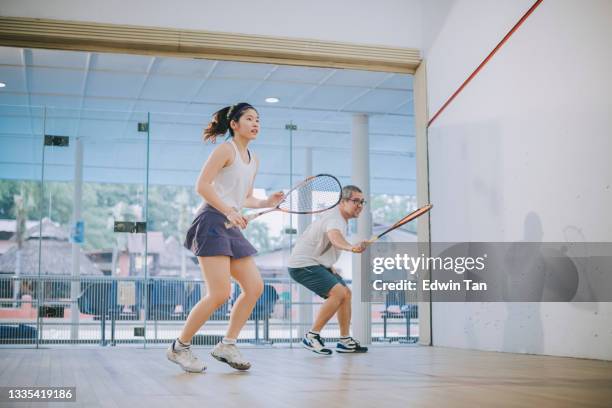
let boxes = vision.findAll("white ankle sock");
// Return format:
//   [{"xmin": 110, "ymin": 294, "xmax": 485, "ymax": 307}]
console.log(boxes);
[
  {"xmin": 174, "ymin": 338, "xmax": 190, "ymax": 351},
  {"xmin": 222, "ymin": 337, "xmax": 237, "ymax": 345}
]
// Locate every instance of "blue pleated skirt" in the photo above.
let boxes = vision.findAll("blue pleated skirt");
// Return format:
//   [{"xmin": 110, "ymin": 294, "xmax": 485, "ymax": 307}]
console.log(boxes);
[{"xmin": 184, "ymin": 205, "xmax": 257, "ymax": 259}]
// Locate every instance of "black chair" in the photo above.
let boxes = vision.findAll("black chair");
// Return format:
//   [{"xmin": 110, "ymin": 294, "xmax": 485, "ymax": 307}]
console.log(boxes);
[
  {"xmin": 183, "ymin": 282, "xmax": 230, "ymax": 320},
  {"xmin": 78, "ymin": 281, "xmax": 143, "ymax": 318},
  {"xmin": 0, "ymin": 324, "xmax": 37, "ymax": 344},
  {"xmin": 380, "ymin": 290, "xmax": 418, "ymax": 343},
  {"xmin": 146, "ymin": 280, "xmax": 186, "ymax": 320},
  {"xmin": 78, "ymin": 281, "xmax": 116, "ymax": 317},
  {"xmin": 78, "ymin": 281, "xmax": 119, "ymax": 345},
  {"xmin": 78, "ymin": 281, "xmax": 145, "ymax": 345}
]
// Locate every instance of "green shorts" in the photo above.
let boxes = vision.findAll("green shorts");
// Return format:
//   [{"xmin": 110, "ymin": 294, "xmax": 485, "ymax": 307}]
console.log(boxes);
[{"xmin": 288, "ymin": 265, "xmax": 347, "ymax": 299}]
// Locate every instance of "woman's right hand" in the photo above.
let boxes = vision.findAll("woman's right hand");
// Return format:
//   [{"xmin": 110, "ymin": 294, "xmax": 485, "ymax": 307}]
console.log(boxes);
[{"xmin": 225, "ymin": 208, "xmax": 248, "ymax": 229}]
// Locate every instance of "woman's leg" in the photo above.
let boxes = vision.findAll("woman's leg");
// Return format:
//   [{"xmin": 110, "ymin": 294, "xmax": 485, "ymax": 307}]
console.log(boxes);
[
  {"xmin": 225, "ymin": 256, "xmax": 264, "ymax": 339},
  {"xmin": 178, "ymin": 256, "xmax": 231, "ymax": 343}
]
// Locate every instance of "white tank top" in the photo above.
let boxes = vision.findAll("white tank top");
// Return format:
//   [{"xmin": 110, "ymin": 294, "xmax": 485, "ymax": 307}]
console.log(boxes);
[{"xmin": 211, "ymin": 140, "xmax": 256, "ymax": 211}]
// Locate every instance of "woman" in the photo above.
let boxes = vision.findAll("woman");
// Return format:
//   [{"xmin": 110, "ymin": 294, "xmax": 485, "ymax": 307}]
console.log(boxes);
[{"xmin": 167, "ymin": 102, "xmax": 283, "ymax": 372}]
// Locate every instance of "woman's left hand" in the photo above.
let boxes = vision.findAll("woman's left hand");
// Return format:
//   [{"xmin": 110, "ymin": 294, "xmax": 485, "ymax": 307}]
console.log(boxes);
[{"xmin": 266, "ymin": 191, "xmax": 285, "ymax": 207}]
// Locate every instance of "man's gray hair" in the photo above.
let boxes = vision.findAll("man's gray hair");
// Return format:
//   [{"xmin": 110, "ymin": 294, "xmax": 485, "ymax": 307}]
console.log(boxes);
[{"xmin": 341, "ymin": 185, "xmax": 362, "ymax": 200}]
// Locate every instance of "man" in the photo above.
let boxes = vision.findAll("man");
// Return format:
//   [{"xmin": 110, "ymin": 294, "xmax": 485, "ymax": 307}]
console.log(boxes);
[{"xmin": 288, "ymin": 185, "xmax": 368, "ymax": 355}]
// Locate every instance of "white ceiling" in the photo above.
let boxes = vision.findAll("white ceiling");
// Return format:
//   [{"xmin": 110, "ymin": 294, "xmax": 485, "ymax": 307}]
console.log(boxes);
[{"xmin": 0, "ymin": 47, "xmax": 416, "ymax": 195}]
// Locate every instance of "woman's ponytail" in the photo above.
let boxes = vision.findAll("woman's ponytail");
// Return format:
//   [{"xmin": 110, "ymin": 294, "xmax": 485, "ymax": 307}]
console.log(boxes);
[
  {"xmin": 203, "ymin": 106, "xmax": 232, "ymax": 143},
  {"xmin": 202, "ymin": 102, "xmax": 256, "ymax": 143}
]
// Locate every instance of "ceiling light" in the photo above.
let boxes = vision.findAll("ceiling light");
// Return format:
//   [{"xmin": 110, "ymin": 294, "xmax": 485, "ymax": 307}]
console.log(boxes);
[
  {"xmin": 265, "ymin": 97, "xmax": 280, "ymax": 103},
  {"xmin": 0, "ymin": 82, "xmax": 6, "ymax": 88}
]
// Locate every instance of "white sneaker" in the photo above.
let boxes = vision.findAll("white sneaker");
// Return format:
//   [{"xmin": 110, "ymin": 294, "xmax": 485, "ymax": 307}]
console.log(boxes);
[
  {"xmin": 211, "ymin": 342, "xmax": 251, "ymax": 371},
  {"xmin": 166, "ymin": 341, "xmax": 206, "ymax": 373},
  {"xmin": 336, "ymin": 336, "xmax": 369, "ymax": 353},
  {"xmin": 302, "ymin": 332, "xmax": 333, "ymax": 355}
]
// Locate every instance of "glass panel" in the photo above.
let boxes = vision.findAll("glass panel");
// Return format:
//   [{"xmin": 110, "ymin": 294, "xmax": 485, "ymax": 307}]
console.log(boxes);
[
  {"xmin": 261, "ymin": 120, "xmax": 293, "ymax": 345},
  {"xmin": 147, "ymin": 109, "xmax": 295, "ymax": 345},
  {"xmin": 36, "ymin": 106, "xmax": 148, "ymax": 345},
  {"xmin": 0, "ymin": 64, "xmax": 418, "ymax": 348},
  {"xmin": 146, "ymin": 111, "xmax": 207, "ymax": 344},
  {"xmin": 0, "ymin": 104, "xmax": 45, "ymax": 346},
  {"xmin": 369, "ymin": 105, "xmax": 419, "ymax": 343}
]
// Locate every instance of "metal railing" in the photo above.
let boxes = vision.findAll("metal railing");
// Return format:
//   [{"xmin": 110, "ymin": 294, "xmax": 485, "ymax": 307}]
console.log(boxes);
[{"xmin": 0, "ymin": 275, "xmax": 418, "ymax": 347}]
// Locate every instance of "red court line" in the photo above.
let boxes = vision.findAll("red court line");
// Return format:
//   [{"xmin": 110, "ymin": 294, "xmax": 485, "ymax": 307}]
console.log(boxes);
[{"xmin": 427, "ymin": 0, "xmax": 544, "ymax": 128}]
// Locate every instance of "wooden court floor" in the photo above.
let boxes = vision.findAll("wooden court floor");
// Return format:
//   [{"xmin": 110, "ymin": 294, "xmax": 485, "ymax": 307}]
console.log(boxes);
[{"xmin": 1, "ymin": 345, "xmax": 611, "ymax": 407}]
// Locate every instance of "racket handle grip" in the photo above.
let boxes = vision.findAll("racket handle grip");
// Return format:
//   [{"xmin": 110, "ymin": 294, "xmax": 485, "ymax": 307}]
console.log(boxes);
[
  {"xmin": 224, "ymin": 212, "xmax": 257, "ymax": 229},
  {"xmin": 351, "ymin": 238, "xmax": 375, "ymax": 251}
]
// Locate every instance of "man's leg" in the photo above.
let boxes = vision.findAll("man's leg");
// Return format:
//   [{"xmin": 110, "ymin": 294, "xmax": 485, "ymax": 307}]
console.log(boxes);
[
  {"xmin": 336, "ymin": 287, "xmax": 352, "ymax": 338},
  {"xmin": 333, "ymin": 286, "xmax": 367, "ymax": 353},
  {"xmin": 311, "ymin": 284, "xmax": 349, "ymax": 333},
  {"xmin": 300, "ymin": 284, "xmax": 347, "ymax": 355},
  {"xmin": 289, "ymin": 266, "xmax": 347, "ymax": 355}
]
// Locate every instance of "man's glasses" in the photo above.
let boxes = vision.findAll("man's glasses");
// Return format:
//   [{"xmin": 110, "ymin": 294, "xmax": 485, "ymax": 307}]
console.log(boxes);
[{"xmin": 346, "ymin": 198, "xmax": 367, "ymax": 206}]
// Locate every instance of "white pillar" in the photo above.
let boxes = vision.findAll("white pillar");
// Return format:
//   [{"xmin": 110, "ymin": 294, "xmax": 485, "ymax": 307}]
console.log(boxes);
[
  {"xmin": 351, "ymin": 114, "xmax": 372, "ymax": 344},
  {"xmin": 414, "ymin": 62, "xmax": 432, "ymax": 346},
  {"xmin": 70, "ymin": 138, "xmax": 83, "ymax": 341},
  {"xmin": 297, "ymin": 147, "xmax": 313, "ymax": 329}
]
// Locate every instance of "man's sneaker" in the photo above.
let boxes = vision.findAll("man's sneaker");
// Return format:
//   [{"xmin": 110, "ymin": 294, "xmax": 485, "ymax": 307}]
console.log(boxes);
[
  {"xmin": 211, "ymin": 342, "xmax": 251, "ymax": 371},
  {"xmin": 302, "ymin": 332, "xmax": 333, "ymax": 355},
  {"xmin": 336, "ymin": 337, "xmax": 368, "ymax": 353},
  {"xmin": 166, "ymin": 341, "xmax": 207, "ymax": 373}
]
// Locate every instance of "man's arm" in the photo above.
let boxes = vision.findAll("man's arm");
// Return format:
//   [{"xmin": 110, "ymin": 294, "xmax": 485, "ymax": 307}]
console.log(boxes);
[{"xmin": 327, "ymin": 229, "xmax": 366, "ymax": 253}]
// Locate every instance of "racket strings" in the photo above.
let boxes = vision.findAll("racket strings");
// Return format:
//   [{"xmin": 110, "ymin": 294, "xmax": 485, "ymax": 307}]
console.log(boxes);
[
  {"xmin": 375, "ymin": 204, "xmax": 433, "ymax": 240},
  {"xmin": 278, "ymin": 175, "xmax": 341, "ymax": 213}
]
